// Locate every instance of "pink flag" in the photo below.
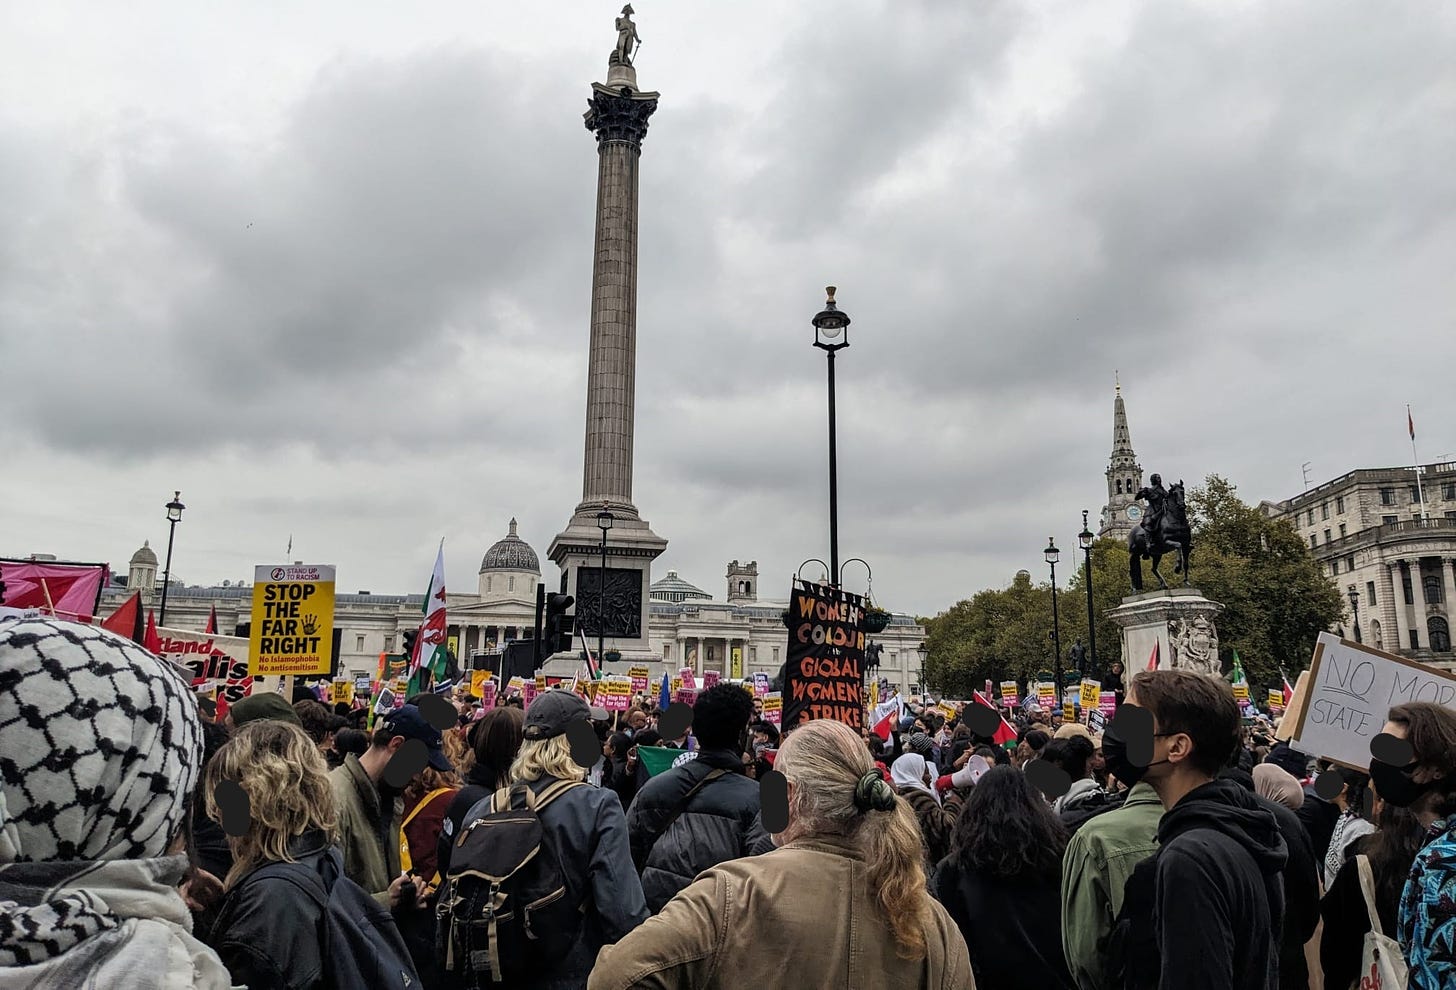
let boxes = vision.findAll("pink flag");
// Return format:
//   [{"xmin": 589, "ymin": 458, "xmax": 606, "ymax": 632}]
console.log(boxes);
[
  {"xmin": 0, "ymin": 560, "xmax": 110, "ymax": 623},
  {"xmin": 1146, "ymin": 641, "xmax": 1161, "ymax": 672}
]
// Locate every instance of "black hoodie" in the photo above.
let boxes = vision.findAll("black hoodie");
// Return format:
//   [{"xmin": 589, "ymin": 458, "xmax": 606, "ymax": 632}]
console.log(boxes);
[{"xmin": 1154, "ymin": 777, "xmax": 1288, "ymax": 990}]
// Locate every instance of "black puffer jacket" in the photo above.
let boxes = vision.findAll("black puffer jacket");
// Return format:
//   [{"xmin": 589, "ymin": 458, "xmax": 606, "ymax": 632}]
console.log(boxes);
[{"xmin": 626, "ymin": 748, "xmax": 766, "ymax": 912}]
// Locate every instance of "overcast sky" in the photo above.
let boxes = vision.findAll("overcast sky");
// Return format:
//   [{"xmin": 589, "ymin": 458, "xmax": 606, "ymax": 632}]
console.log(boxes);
[{"xmin": 3, "ymin": 1, "xmax": 1454, "ymax": 618}]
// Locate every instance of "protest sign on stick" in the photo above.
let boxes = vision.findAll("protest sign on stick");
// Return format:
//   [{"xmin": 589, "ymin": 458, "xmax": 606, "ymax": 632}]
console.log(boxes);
[
  {"xmin": 1291, "ymin": 632, "xmax": 1456, "ymax": 769},
  {"xmin": 781, "ymin": 579, "xmax": 866, "ymax": 732},
  {"xmin": 762, "ymin": 691, "xmax": 783, "ymax": 727},
  {"xmin": 248, "ymin": 565, "xmax": 336, "ymax": 677}
]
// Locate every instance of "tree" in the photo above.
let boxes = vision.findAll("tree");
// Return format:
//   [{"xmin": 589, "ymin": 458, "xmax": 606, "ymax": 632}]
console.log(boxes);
[{"xmin": 924, "ymin": 474, "xmax": 1342, "ymax": 698}]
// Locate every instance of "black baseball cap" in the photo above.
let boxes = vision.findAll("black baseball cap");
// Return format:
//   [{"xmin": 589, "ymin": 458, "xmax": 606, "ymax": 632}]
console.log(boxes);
[
  {"xmin": 379, "ymin": 704, "xmax": 452, "ymax": 772},
  {"xmin": 523, "ymin": 690, "xmax": 591, "ymax": 741}
]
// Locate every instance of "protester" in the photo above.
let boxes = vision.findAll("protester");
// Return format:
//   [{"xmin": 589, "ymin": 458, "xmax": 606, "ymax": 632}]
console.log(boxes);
[
  {"xmin": 226, "ymin": 689, "xmax": 303, "ymax": 728},
  {"xmin": 399, "ymin": 759, "xmax": 460, "ymax": 889},
  {"xmin": 1321, "ymin": 768, "xmax": 1374, "ymax": 889},
  {"xmin": 292, "ymin": 698, "xmax": 335, "ymax": 759},
  {"xmin": 203, "ymin": 719, "xmax": 417, "ymax": 989},
  {"xmin": 436, "ymin": 706, "xmax": 525, "ymax": 877},
  {"xmin": 933, "ymin": 765, "xmax": 1074, "ymax": 989},
  {"xmin": 1047, "ymin": 733, "xmax": 1105, "ymax": 818},
  {"xmin": 1114, "ymin": 669, "xmax": 1287, "ymax": 990},
  {"xmin": 327, "ymin": 704, "xmax": 447, "ymax": 908},
  {"xmin": 1013, "ymin": 728, "xmax": 1050, "ymax": 768},
  {"xmin": 0, "ymin": 619, "xmax": 234, "ymax": 988},
  {"xmin": 1060, "ymin": 776, "xmax": 1163, "ymax": 990},
  {"xmin": 1319, "ymin": 799, "xmax": 1426, "ymax": 990},
  {"xmin": 500, "ymin": 690, "xmax": 647, "ymax": 988},
  {"xmin": 1101, "ymin": 660, "xmax": 1125, "ymax": 706},
  {"xmin": 891, "ymin": 752, "xmax": 955, "ymax": 867},
  {"xmin": 1252, "ymin": 762, "xmax": 1305, "ymax": 812},
  {"xmin": 1382, "ymin": 701, "xmax": 1456, "ymax": 987},
  {"xmin": 590, "ymin": 719, "xmax": 974, "ymax": 989},
  {"xmin": 627, "ymin": 683, "xmax": 766, "ymax": 912},
  {"xmin": 329, "ymin": 726, "xmax": 370, "ymax": 768}
]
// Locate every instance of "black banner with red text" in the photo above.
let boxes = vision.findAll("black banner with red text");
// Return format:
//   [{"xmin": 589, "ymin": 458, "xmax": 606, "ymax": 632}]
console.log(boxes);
[{"xmin": 783, "ymin": 579, "xmax": 866, "ymax": 732}]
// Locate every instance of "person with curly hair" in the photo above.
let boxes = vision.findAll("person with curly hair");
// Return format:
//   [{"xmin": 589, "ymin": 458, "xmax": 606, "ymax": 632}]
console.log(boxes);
[{"xmin": 933, "ymin": 765, "xmax": 1074, "ymax": 989}]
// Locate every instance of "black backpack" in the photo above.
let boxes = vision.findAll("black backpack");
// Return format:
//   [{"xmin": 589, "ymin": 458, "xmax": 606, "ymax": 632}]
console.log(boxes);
[
  {"xmin": 250, "ymin": 847, "xmax": 420, "ymax": 990},
  {"xmin": 436, "ymin": 778, "xmax": 586, "ymax": 986}
]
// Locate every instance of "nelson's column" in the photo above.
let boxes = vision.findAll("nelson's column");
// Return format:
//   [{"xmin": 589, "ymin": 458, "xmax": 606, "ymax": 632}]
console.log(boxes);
[{"xmin": 546, "ymin": 6, "xmax": 667, "ymax": 672}]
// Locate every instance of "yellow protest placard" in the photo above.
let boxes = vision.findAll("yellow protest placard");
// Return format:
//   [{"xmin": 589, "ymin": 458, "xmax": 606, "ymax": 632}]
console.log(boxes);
[
  {"xmin": 1063, "ymin": 703, "xmax": 1075, "ymax": 722},
  {"xmin": 334, "ymin": 681, "xmax": 355, "ymax": 706},
  {"xmin": 470, "ymin": 670, "xmax": 492, "ymax": 698},
  {"xmin": 671, "ymin": 677, "xmax": 683, "ymax": 694},
  {"xmin": 1232, "ymin": 682, "xmax": 1250, "ymax": 703},
  {"xmin": 1079, "ymin": 679, "xmax": 1101, "ymax": 710},
  {"xmin": 249, "ymin": 565, "xmax": 336, "ymax": 676}
]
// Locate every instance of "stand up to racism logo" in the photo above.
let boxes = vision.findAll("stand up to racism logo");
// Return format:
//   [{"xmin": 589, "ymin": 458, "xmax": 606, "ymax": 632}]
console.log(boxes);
[{"xmin": 782, "ymin": 579, "xmax": 866, "ymax": 732}]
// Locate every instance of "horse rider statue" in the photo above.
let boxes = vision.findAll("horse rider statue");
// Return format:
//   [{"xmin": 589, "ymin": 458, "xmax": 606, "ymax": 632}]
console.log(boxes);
[{"xmin": 1128, "ymin": 475, "xmax": 1193, "ymax": 592}]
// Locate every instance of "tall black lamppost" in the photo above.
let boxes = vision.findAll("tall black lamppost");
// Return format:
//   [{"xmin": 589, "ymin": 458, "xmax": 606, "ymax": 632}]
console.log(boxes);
[
  {"xmin": 811, "ymin": 287, "xmax": 851, "ymax": 586},
  {"xmin": 596, "ymin": 506, "xmax": 614, "ymax": 667},
  {"xmin": 1348, "ymin": 585, "xmax": 1362, "ymax": 644},
  {"xmin": 158, "ymin": 491, "xmax": 185, "ymax": 626},
  {"xmin": 1045, "ymin": 537, "xmax": 1063, "ymax": 703},
  {"xmin": 916, "ymin": 641, "xmax": 929, "ymax": 696},
  {"xmin": 1079, "ymin": 511, "xmax": 1097, "ymax": 675}
]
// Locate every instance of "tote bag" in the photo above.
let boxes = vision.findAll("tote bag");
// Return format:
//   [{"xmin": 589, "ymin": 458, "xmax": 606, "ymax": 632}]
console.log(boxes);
[{"xmin": 1353, "ymin": 855, "xmax": 1408, "ymax": 990}]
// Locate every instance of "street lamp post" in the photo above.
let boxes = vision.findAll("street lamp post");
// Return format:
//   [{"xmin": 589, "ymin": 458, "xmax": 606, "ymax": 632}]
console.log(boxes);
[
  {"xmin": 916, "ymin": 641, "xmax": 929, "ymax": 696},
  {"xmin": 1348, "ymin": 585, "xmax": 1362, "ymax": 644},
  {"xmin": 596, "ymin": 506, "xmax": 615, "ymax": 668},
  {"xmin": 1079, "ymin": 511, "xmax": 1097, "ymax": 676},
  {"xmin": 159, "ymin": 491, "xmax": 185, "ymax": 627},
  {"xmin": 1045, "ymin": 537, "xmax": 1063, "ymax": 704},
  {"xmin": 811, "ymin": 287, "xmax": 851, "ymax": 586}
]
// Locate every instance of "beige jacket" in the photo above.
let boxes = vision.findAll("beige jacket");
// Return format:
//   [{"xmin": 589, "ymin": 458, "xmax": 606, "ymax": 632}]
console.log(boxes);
[{"xmin": 588, "ymin": 835, "xmax": 974, "ymax": 990}]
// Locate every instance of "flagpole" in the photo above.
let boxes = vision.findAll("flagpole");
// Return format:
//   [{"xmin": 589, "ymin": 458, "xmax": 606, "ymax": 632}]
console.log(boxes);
[{"xmin": 1410, "ymin": 405, "xmax": 1430, "ymax": 522}]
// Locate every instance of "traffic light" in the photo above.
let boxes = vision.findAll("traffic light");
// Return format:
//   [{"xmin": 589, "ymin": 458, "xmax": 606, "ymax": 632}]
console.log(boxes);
[
  {"xmin": 401, "ymin": 627, "xmax": 419, "ymax": 661},
  {"xmin": 545, "ymin": 593, "xmax": 575, "ymax": 655}
]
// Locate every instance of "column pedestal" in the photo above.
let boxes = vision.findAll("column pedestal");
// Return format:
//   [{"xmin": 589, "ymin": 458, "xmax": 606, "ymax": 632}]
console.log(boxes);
[{"xmin": 1107, "ymin": 588, "xmax": 1225, "ymax": 675}]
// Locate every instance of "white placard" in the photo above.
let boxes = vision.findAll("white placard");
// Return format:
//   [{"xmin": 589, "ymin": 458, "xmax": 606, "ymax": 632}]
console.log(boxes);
[{"xmin": 1291, "ymin": 632, "xmax": 1456, "ymax": 769}]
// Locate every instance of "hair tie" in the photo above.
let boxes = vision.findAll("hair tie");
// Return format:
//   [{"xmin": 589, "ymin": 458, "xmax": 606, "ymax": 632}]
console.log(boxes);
[{"xmin": 853, "ymin": 770, "xmax": 897, "ymax": 814}]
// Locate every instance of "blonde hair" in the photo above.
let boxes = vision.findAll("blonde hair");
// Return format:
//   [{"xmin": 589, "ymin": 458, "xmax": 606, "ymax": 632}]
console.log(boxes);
[
  {"xmin": 777, "ymin": 720, "xmax": 932, "ymax": 959},
  {"xmin": 509, "ymin": 734, "xmax": 583, "ymax": 784},
  {"xmin": 444, "ymin": 725, "xmax": 473, "ymax": 777},
  {"xmin": 204, "ymin": 720, "xmax": 338, "ymax": 887}
]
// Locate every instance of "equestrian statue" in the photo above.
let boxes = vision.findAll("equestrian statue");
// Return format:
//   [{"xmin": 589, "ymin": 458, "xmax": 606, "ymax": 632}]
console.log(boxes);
[{"xmin": 1128, "ymin": 474, "xmax": 1193, "ymax": 592}]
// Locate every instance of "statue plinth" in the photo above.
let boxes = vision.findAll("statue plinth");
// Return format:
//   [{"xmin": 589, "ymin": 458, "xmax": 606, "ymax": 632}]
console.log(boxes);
[
  {"xmin": 605, "ymin": 61, "xmax": 638, "ymax": 92},
  {"xmin": 1108, "ymin": 587, "xmax": 1224, "ymax": 675}
]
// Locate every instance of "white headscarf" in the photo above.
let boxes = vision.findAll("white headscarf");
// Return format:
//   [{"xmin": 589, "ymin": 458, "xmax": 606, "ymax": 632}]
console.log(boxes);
[{"xmin": 890, "ymin": 753, "xmax": 936, "ymax": 801}]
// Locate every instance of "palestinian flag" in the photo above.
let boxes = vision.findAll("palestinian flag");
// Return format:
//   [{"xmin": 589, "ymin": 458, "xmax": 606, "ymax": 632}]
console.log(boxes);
[
  {"xmin": 637, "ymin": 745, "xmax": 693, "ymax": 778},
  {"xmin": 971, "ymin": 690, "xmax": 1018, "ymax": 747},
  {"xmin": 407, "ymin": 543, "xmax": 450, "ymax": 695}
]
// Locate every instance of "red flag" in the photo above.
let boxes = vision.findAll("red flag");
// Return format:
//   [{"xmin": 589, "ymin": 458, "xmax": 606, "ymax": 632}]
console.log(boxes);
[
  {"xmin": 99, "ymin": 592, "xmax": 143, "ymax": 642},
  {"xmin": 971, "ymin": 690, "xmax": 1018, "ymax": 746},
  {"xmin": 1282, "ymin": 675, "xmax": 1294, "ymax": 707},
  {"xmin": 205, "ymin": 605, "xmax": 218, "ymax": 635},
  {"xmin": 1409, "ymin": 405, "xmax": 1416, "ymax": 441},
  {"xmin": 0, "ymin": 561, "xmax": 110, "ymax": 623},
  {"xmin": 1146, "ymin": 640, "xmax": 1161, "ymax": 672},
  {"xmin": 871, "ymin": 710, "xmax": 895, "ymax": 741},
  {"xmin": 143, "ymin": 610, "xmax": 162, "ymax": 654}
]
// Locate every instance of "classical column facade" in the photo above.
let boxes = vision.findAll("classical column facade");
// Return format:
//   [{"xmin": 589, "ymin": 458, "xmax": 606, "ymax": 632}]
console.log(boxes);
[
  {"xmin": 545, "ymin": 47, "xmax": 667, "ymax": 671},
  {"xmin": 1444, "ymin": 559, "xmax": 1456, "ymax": 621},
  {"xmin": 1391, "ymin": 562, "xmax": 1411, "ymax": 651},
  {"xmin": 1411, "ymin": 559, "xmax": 1432, "ymax": 650}
]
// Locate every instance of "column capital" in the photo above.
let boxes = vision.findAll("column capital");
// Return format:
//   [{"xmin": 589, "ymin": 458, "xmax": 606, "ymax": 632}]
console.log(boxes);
[{"xmin": 585, "ymin": 86, "xmax": 658, "ymax": 149}]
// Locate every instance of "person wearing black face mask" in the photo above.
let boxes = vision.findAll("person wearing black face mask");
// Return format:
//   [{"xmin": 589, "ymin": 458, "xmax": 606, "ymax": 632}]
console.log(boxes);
[
  {"xmin": 1377, "ymin": 702, "xmax": 1456, "ymax": 989},
  {"xmin": 1102, "ymin": 671, "xmax": 1286, "ymax": 990}
]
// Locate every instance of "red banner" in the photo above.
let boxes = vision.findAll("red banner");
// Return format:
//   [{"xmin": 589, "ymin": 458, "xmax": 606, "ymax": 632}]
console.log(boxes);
[{"xmin": 0, "ymin": 560, "xmax": 110, "ymax": 623}]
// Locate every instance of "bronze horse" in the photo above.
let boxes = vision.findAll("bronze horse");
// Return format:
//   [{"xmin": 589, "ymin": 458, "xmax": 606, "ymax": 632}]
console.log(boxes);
[{"xmin": 1128, "ymin": 480, "xmax": 1192, "ymax": 591}]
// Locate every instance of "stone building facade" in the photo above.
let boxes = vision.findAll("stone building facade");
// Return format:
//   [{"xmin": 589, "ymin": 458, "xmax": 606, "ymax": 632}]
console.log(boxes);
[
  {"xmin": 99, "ymin": 524, "xmax": 928, "ymax": 692},
  {"xmin": 1263, "ymin": 462, "xmax": 1456, "ymax": 669}
]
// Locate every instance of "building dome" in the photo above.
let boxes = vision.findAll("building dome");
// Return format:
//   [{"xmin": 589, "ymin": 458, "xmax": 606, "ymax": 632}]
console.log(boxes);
[
  {"xmin": 650, "ymin": 570, "xmax": 713, "ymax": 603},
  {"xmin": 130, "ymin": 541, "xmax": 158, "ymax": 566},
  {"xmin": 479, "ymin": 519, "xmax": 540, "ymax": 574}
]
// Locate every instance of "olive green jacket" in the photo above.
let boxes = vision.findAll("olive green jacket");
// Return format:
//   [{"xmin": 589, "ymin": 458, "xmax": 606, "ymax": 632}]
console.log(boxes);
[
  {"xmin": 328, "ymin": 754, "xmax": 402, "ymax": 905},
  {"xmin": 1060, "ymin": 781, "xmax": 1164, "ymax": 990}
]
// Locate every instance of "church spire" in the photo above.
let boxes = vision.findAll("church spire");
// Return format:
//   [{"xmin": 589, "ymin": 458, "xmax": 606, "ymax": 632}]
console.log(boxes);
[{"xmin": 1099, "ymin": 380, "xmax": 1143, "ymax": 538}]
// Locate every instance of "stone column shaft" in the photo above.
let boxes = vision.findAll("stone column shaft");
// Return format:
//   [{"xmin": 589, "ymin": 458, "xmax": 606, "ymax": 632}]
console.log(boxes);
[
  {"xmin": 1411, "ymin": 559, "xmax": 1431, "ymax": 649},
  {"xmin": 1390, "ymin": 563, "xmax": 1411, "ymax": 651}
]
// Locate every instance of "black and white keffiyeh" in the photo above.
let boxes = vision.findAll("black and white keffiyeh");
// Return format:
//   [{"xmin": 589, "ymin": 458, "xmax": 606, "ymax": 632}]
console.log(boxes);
[{"xmin": 0, "ymin": 617, "xmax": 203, "ymax": 967}]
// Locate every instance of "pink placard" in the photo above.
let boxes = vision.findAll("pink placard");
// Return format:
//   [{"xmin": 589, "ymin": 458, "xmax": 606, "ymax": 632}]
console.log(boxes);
[
  {"xmin": 679, "ymin": 667, "xmax": 697, "ymax": 691},
  {"xmin": 674, "ymin": 687, "xmax": 698, "ymax": 707},
  {"xmin": 479, "ymin": 681, "xmax": 498, "ymax": 709},
  {"xmin": 703, "ymin": 670, "xmax": 721, "ymax": 688}
]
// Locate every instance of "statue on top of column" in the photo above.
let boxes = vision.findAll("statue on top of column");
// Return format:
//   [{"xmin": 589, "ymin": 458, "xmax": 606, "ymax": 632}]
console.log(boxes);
[{"xmin": 612, "ymin": 5, "xmax": 641, "ymax": 66}]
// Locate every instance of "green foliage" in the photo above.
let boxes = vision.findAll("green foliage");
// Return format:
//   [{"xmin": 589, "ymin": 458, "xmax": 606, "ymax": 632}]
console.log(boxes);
[{"xmin": 923, "ymin": 474, "xmax": 1343, "ymax": 696}]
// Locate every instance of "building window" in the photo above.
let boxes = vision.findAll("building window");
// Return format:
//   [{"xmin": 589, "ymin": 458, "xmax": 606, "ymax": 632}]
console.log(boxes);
[
  {"xmin": 1444, "ymin": 483, "xmax": 1456, "ymax": 500},
  {"xmin": 1411, "ymin": 487, "xmax": 1422, "ymax": 504},
  {"xmin": 664, "ymin": 643, "xmax": 672, "ymax": 660},
  {"xmin": 1367, "ymin": 581, "xmax": 1377, "ymax": 606},
  {"xmin": 1411, "ymin": 629, "xmax": 1421, "ymax": 650},
  {"xmin": 1336, "ymin": 496, "xmax": 1345, "ymax": 514},
  {"xmin": 750, "ymin": 647, "xmax": 757, "ymax": 663},
  {"xmin": 1324, "ymin": 528, "xmax": 1332, "ymax": 543},
  {"xmin": 1310, "ymin": 534, "xmax": 1318, "ymax": 549},
  {"xmin": 1116, "ymin": 480, "xmax": 1122, "ymax": 495},
  {"xmin": 1330, "ymin": 561, "xmax": 1340, "ymax": 578},
  {"xmin": 1308, "ymin": 509, "xmax": 1317, "ymax": 526},
  {"xmin": 1383, "ymin": 515, "xmax": 1399, "ymax": 526},
  {"xmin": 1425, "ymin": 575, "xmax": 1443, "ymax": 605},
  {"xmin": 1446, "ymin": 510, "xmax": 1456, "ymax": 522},
  {"xmin": 1321, "ymin": 503, "xmax": 1330, "ymax": 520},
  {"xmin": 1339, "ymin": 523, "xmax": 1347, "ymax": 538},
  {"xmin": 508, "ymin": 576, "xmax": 515, "ymax": 592},
  {"xmin": 1347, "ymin": 555, "xmax": 1356, "ymax": 573},
  {"xmin": 1403, "ymin": 572, "xmax": 1414, "ymax": 606},
  {"xmin": 355, "ymin": 634, "xmax": 365, "ymax": 652},
  {"xmin": 486, "ymin": 576, "xmax": 492, "ymax": 592},
  {"xmin": 1381, "ymin": 488, "xmax": 1395, "ymax": 506},
  {"xmin": 1431, "ymin": 617, "xmax": 1452, "ymax": 653},
  {"xmin": 385, "ymin": 634, "xmax": 395, "ymax": 651},
  {"xmin": 772, "ymin": 647, "xmax": 780, "ymax": 666}
]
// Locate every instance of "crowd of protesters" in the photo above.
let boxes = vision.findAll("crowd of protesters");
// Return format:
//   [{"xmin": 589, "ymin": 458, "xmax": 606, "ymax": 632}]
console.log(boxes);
[{"xmin": 4, "ymin": 615, "xmax": 1456, "ymax": 989}]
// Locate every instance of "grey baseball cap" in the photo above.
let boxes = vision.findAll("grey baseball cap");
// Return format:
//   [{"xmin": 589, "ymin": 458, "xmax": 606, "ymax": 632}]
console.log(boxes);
[{"xmin": 523, "ymin": 690, "xmax": 591, "ymax": 741}]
